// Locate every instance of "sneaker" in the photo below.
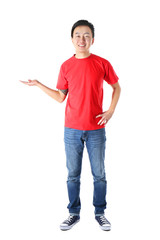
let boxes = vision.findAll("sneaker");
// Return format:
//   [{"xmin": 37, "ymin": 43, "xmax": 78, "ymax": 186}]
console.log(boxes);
[
  {"xmin": 95, "ymin": 215, "xmax": 111, "ymax": 231},
  {"xmin": 60, "ymin": 215, "xmax": 80, "ymax": 231}
]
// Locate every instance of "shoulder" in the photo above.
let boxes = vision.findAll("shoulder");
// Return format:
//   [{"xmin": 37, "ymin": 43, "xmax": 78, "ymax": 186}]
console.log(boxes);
[
  {"xmin": 59, "ymin": 56, "xmax": 75, "ymax": 74},
  {"xmin": 91, "ymin": 54, "xmax": 111, "ymax": 72},
  {"xmin": 91, "ymin": 54, "xmax": 111, "ymax": 69},
  {"xmin": 91, "ymin": 54, "xmax": 110, "ymax": 64},
  {"xmin": 61, "ymin": 55, "xmax": 75, "ymax": 67}
]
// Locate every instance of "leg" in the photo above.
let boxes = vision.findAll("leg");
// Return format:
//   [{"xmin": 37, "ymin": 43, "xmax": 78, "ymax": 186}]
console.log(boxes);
[
  {"xmin": 64, "ymin": 127, "xmax": 84, "ymax": 215},
  {"xmin": 86, "ymin": 128, "xmax": 107, "ymax": 215}
]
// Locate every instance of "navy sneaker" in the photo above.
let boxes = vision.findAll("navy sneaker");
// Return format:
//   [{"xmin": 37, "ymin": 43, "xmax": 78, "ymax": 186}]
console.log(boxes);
[
  {"xmin": 60, "ymin": 215, "xmax": 80, "ymax": 231},
  {"xmin": 95, "ymin": 215, "xmax": 111, "ymax": 231}
]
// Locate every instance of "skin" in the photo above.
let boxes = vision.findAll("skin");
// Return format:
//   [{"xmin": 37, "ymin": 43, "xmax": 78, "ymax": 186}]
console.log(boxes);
[
  {"xmin": 20, "ymin": 25, "xmax": 121, "ymax": 125},
  {"xmin": 71, "ymin": 25, "xmax": 94, "ymax": 59}
]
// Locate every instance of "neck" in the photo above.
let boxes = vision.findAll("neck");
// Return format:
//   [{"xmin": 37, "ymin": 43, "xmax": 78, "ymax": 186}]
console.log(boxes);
[{"xmin": 75, "ymin": 51, "xmax": 91, "ymax": 59}]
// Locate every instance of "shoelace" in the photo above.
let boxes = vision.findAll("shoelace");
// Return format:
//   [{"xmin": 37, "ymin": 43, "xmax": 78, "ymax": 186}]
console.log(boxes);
[
  {"xmin": 63, "ymin": 215, "xmax": 75, "ymax": 224},
  {"xmin": 99, "ymin": 216, "xmax": 109, "ymax": 225}
]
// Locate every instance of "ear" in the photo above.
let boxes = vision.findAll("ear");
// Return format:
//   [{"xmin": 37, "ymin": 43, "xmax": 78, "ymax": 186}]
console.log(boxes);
[
  {"xmin": 92, "ymin": 38, "xmax": 94, "ymax": 45},
  {"xmin": 71, "ymin": 37, "xmax": 74, "ymax": 44}
]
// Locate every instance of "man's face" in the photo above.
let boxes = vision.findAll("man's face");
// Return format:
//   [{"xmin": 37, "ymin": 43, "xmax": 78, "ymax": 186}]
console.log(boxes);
[{"xmin": 72, "ymin": 26, "xmax": 94, "ymax": 54}]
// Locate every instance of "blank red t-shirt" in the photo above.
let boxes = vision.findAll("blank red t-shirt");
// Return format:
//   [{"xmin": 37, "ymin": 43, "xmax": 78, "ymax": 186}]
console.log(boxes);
[{"xmin": 56, "ymin": 53, "xmax": 119, "ymax": 130}]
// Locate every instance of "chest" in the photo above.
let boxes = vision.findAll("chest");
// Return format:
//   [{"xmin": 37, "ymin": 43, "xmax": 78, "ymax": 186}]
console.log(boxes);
[{"xmin": 65, "ymin": 61, "xmax": 105, "ymax": 90}]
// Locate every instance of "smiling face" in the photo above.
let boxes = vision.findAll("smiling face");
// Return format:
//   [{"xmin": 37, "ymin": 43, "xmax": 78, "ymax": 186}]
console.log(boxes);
[{"xmin": 72, "ymin": 25, "xmax": 94, "ymax": 58}]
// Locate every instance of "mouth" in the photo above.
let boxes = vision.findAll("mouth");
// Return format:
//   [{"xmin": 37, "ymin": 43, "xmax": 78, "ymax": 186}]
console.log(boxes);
[{"xmin": 78, "ymin": 44, "xmax": 86, "ymax": 48}]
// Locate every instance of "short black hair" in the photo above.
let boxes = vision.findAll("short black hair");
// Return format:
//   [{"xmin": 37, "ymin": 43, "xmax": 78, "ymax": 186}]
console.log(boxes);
[{"xmin": 71, "ymin": 20, "xmax": 95, "ymax": 38}]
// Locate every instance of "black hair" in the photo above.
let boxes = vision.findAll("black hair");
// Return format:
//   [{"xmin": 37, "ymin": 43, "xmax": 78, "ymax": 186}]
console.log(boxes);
[{"xmin": 71, "ymin": 20, "xmax": 95, "ymax": 38}]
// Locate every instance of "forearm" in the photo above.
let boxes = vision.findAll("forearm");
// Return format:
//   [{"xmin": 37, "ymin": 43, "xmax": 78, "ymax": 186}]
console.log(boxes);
[
  {"xmin": 109, "ymin": 84, "xmax": 121, "ymax": 113},
  {"xmin": 36, "ymin": 81, "xmax": 63, "ymax": 103}
]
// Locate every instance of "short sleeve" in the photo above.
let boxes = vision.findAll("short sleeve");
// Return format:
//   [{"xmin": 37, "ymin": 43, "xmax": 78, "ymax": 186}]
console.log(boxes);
[
  {"xmin": 56, "ymin": 64, "xmax": 68, "ymax": 91},
  {"xmin": 104, "ymin": 61, "xmax": 119, "ymax": 85}
]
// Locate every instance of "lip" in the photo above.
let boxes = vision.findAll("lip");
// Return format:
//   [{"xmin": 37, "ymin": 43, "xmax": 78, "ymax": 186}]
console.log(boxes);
[{"xmin": 78, "ymin": 44, "xmax": 86, "ymax": 47}]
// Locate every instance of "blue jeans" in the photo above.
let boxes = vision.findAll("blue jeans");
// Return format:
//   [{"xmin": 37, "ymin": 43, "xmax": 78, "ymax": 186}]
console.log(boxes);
[{"xmin": 64, "ymin": 127, "xmax": 107, "ymax": 216}]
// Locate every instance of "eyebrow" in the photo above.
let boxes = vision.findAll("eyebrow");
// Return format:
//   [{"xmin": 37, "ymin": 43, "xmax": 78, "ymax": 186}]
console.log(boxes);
[{"xmin": 75, "ymin": 32, "xmax": 90, "ymax": 35}]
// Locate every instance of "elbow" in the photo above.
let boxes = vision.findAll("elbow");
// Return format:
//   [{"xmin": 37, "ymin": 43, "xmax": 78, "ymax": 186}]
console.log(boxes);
[
  {"xmin": 57, "ymin": 90, "xmax": 66, "ymax": 103},
  {"xmin": 58, "ymin": 99, "xmax": 64, "ymax": 103},
  {"xmin": 58, "ymin": 97, "xmax": 65, "ymax": 103}
]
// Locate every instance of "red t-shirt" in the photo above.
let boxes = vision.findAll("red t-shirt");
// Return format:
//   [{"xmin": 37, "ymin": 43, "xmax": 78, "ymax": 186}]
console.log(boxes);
[{"xmin": 56, "ymin": 53, "xmax": 119, "ymax": 130}]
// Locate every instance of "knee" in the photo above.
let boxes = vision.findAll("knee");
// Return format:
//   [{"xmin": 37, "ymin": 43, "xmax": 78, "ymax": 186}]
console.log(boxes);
[
  {"xmin": 93, "ymin": 175, "xmax": 106, "ymax": 183},
  {"xmin": 92, "ymin": 169, "xmax": 106, "ymax": 183},
  {"xmin": 67, "ymin": 170, "xmax": 81, "ymax": 182}
]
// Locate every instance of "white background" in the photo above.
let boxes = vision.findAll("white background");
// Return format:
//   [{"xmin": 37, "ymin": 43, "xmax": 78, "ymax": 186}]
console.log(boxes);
[{"xmin": 0, "ymin": 0, "xmax": 160, "ymax": 239}]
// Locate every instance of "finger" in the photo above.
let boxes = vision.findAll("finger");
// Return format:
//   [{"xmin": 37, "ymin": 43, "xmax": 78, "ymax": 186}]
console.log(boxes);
[
  {"xmin": 103, "ymin": 119, "xmax": 107, "ymax": 125},
  {"xmin": 98, "ymin": 118, "xmax": 107, "ymax": 125},
  {"xmin": 96, "ymin": 114, "xmax": 103, "ymax": 118},
  {"xmin": 97, "ymin": 118, "xmax": 104, "ymax": 125},
  {"xmin": 19, "ymin": 80, "xmax": 29, "ymax": 85},
  {"xmin": 100, "ymin": 120, "xmax": 105, "ymax": 125}
]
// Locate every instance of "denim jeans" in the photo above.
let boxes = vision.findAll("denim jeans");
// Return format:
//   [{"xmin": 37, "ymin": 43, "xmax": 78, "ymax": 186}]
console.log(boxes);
[{"xmin": 64, "ymin": 127, "xmax": 107, "ymax": 216}]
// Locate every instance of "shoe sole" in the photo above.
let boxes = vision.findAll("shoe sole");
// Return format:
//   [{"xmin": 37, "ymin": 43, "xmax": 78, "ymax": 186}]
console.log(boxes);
[
  {"xmin": 100, "ymin": 225, "xmax": 111, "ymax": 231},
  {"xmin": 60, "ymin": 219, "xmax": 80, "ymax": 231}
]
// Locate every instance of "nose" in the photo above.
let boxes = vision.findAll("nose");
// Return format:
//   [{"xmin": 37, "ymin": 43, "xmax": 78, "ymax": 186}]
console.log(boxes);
[{"xmin": 80, "ymin": 36, "xmax": 85, "ymax": 42}]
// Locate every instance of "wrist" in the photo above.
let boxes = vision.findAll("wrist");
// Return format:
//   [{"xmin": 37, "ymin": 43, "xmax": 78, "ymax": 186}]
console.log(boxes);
[
  {"xmin": 108, "ymin": 108, "xmax": 115, "ymax": 114},
  {"xmin": 36, "ymin": 81, "xmax": 41, "ymax": 87}
]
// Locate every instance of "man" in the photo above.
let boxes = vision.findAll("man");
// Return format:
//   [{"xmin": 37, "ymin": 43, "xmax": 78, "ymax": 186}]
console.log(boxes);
[{"xmin": 20, "ymin": 20, "xmax": 121, "ymax": 231}]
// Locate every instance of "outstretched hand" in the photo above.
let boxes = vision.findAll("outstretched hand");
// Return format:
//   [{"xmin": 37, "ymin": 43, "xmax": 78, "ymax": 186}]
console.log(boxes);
[
  {"xmin": 96, "ymin": 110, "xmax": 114, "ymax": 125},
  {"xmin": 19, "ymin": 79, "xmax": 39, "ymax": 86}
]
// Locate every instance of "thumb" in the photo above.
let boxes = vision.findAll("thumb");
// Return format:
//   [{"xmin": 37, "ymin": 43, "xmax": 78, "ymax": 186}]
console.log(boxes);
[{"xmin": 96, "ymin": 114, "xmax": 102, "ymax": 118}]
